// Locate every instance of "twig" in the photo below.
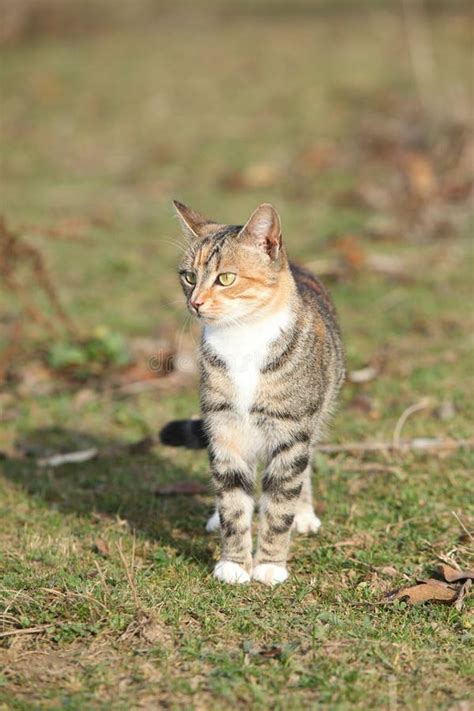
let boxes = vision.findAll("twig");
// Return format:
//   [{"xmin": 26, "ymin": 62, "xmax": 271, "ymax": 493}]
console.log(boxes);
[
  {"xmin": 317, "ymin": 437, "xmax": 473, "ymax": 455},
  {"xmin": 451, "ymin": 511, "xmax": 473, "ymax": 541},
  {"xmin": 339, "ymin": 462, "xmax": 401, "ymax": 475},
  {"xmin": 455, "ymin": 579, "xmax": 472, "ymax": 612},
  {"xmin": 116, "ymin": 541, "xmax": 141, "ymax": 609},
  {"xmin": 0, "ymin": 216, "xmax": 78, "ymax": 338},
  {"xmin": 37, "ymin": 448, "xmax": 98, "ymax": 467},
  {"xmin": 393, "ymin": 398, "xmax": 432, "ymax": 449},
  {"xmin": 39, "ymin": 587, "xmax": 109, "ymax": 612},
  {"xmin": 0, "ymin": 624, "xmax": 53, "ymax": 639}
]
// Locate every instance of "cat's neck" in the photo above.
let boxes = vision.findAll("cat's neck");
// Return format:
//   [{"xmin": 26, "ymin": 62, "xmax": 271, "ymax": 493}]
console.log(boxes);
[{"xmin": 204, "ymin": 303, "xmax": 294, "ymax": 343}]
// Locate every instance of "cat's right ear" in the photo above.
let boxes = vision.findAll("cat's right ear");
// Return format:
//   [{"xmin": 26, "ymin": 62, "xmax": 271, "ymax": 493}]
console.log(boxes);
[
  {"xmin": 173, "ymin": 200, "xmax": 215, "ymax": 240},
  {"xmin": 240, "ymin": 203, "xmax": 282, "ymax": 260}
]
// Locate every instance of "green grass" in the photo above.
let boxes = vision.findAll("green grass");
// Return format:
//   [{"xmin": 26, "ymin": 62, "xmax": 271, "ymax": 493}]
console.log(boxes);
[{"xmin": 0, "ymin": 4, "xmax": 473, "ymax": 709}]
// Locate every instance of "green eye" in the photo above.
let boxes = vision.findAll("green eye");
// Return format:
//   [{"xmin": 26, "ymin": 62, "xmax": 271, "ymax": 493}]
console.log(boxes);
[
  {"xmin": 184, "ymin": 271, "xmax": 196, "ymax": 285},
  {"xmin": 217, "ymin": 273, "xmax": 236, "ymax": 286}
]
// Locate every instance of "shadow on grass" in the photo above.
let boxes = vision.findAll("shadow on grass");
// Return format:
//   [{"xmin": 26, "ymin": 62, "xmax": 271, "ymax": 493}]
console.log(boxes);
[{"xmin": 3, "ymin": 427, "xmax": 213, "ymax": 566}]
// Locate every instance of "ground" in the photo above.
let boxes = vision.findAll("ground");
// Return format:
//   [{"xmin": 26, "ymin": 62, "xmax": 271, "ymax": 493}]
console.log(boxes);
[{"xmin": 0, "ymin": 3, "xmax": 473, "ymax": 709}]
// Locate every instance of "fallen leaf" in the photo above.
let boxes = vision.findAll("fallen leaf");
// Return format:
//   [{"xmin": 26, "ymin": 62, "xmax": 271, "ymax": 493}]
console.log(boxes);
[
  {"xmin": 439, "ymin": 564, "xmax": 474, "ymax": 583},
  {"xmin": 92, "ymin": 539, "xmax": 110, "ymax": 557},
  {"xmin": 258, "ymin": 646, "xmax": 283, "ymax": 659},
  {"xmin": 400, "ymin": 150, "xmax": 437, "ymax": 200},
  {"xmin": 155, "ymin": 480, "xmax": 208, "ymax": 496},
  {"xmin": 387, "ymin": 580, "xmax": 458, "ymax": 605},
  {"xmin": 334, "ymin": 235, "xmax": 366, "ymax": 271}
]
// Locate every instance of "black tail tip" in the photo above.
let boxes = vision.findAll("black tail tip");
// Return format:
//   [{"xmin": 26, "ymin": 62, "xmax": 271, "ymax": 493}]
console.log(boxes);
[
  {"xmin": 159, "ymin": 420, "xmax": 187, "ymax": 446},
  {"xmin": 159, "ymin": 419, "xmax": 208, "ymax": 449}
]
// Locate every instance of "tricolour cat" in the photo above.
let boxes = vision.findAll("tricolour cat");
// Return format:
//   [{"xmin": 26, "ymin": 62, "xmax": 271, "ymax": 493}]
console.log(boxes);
[{"xmin": 161, "ymin": 201, "xmax": 345, "ymax": 585}]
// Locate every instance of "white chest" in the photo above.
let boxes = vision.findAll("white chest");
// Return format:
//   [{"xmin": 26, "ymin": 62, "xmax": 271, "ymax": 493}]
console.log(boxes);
[{"xmin": 203, "ymin": 309, "xmax": 292, "ymax": 416}]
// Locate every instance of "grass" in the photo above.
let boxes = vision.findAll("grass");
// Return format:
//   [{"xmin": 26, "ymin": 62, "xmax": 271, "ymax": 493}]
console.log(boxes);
[{"xmin": 0, "ymin": 3, "xmax": 473, "ymax": 709}]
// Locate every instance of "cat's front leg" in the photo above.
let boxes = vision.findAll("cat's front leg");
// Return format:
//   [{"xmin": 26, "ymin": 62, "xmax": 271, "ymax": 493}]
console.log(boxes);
[
  {"xmin": 209, "ymin": 445, "xmax": 255, "ymax": 584},
  {"xmin": 253, "ymin": 445, "xmax": 311, "ymax": 586}
]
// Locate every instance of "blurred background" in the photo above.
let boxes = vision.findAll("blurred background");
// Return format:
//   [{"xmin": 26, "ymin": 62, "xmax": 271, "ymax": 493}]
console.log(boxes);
[
  {"xmin": 0, "ymin": 2, "xmax": 473, "ymax": 707},
  {"xmin": 0, "ymin": 0, "xmax": 472, "ymax": 459}
]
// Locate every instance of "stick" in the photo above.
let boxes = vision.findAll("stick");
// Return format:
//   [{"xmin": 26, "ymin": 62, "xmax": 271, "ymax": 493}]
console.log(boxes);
[
  {"xmin": 0, "ymin": 625, "xmax": 52, "ymax": 639},
  {"xmin": 316, "ymin": 437, "xmax": 473, "ymax": 455},
  {"xmin": 37, "ymin": 448, "xmax": 98, "ymax": 467},
  {"xmin": 451, "ymin": 511, "xmax": 473, "ymax": 541},
  {"xmin": 393, "ymin": 398, "xmax": 432, "ymax": 449}
]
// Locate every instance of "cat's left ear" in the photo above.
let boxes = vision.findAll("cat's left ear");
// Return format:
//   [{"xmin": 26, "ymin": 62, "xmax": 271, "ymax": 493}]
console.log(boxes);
[
  {"xmin": 240, "ymin": 203, "xmax": 282, "ymax": 260},
  {"xmin": 173, "ymin": 200, "xmax": 216, "ymax": 239}
]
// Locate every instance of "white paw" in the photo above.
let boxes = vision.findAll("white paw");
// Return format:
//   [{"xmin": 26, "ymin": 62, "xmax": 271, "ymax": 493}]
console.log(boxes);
[
  {"xmin": 213, "ymin": 560, "xmax": 250, "ymax": 584},
  {"xmin": 205, "ymin": 510, "xmax": 220, "ymax": 532},
  {"xmin": 252, "ymin": 563, "xmax": 288, "ymax": 586},
  {"xmin": 293, "ymin": 510, "xmax": 321, "ymax": 534}
]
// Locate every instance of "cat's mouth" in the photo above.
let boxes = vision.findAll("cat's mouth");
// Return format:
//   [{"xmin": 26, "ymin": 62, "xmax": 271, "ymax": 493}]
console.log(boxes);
[{"xmin": 191, "ymin": 310, "xmax": 217, "ymax": 322}]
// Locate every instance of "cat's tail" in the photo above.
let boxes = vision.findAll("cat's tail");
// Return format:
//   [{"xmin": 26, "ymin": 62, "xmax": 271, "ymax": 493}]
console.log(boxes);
[{"xmin": 159, "ymin": 418, "xmax": 208, "ymax": 449}]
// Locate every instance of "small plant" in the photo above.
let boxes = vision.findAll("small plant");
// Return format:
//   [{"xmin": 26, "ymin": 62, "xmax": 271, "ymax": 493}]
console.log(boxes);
[{"xmin": 47, "ymin": 326, "xmax": 130, "ymax": 378}]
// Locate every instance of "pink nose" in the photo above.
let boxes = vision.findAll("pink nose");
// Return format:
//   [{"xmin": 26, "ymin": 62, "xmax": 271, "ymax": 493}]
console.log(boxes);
[{"xmin": 190, "ymin": 295, "xmax": 205, "ymax": 310}]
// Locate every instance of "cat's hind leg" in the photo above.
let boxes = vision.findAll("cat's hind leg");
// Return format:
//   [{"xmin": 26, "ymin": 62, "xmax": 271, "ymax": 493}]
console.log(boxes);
[
  {"xmin": 292, "ymin": 464, "xmax": 321, "ymax": 534},
  {"xmin": 205, "ymin": 507, "xmax": 220, "ymax": 532},
  {"xmin": 253, "ymin": 440, "xmax": 312, "ymax": 585}
]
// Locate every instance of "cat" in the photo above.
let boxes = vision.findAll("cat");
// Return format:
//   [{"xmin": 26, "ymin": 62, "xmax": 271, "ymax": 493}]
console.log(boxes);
[{"xmin": 160, "ymin": 201, "xmax": 345, "ymax": 585}]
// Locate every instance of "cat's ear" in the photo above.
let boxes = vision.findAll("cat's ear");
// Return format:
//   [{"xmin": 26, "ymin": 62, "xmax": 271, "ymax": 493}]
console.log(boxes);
[
  {"xmin": 173, "ymin": 200, "xmax": 215, "ymax": 239},
  {"xmin": 240, "ymin": 203, "xmax": 282, "ymax": 260}
]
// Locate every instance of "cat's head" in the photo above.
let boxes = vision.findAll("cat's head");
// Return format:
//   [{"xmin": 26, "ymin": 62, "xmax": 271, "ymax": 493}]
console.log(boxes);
[{"xmin": 175, "ymin": 201, "xmax": 291, "ymax": 326}]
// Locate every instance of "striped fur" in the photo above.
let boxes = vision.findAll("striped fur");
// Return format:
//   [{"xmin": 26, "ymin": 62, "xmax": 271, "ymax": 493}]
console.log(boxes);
[{"xmin": 164, "ymin": 201, "xmax": 345, "ymax": 585}]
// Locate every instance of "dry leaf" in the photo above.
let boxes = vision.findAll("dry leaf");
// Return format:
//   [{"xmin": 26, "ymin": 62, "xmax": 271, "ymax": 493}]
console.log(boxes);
[
  {"xmin": 387, "ymin": 580, "xmax": 458, "ymax": 605},
  {"xmin": 92, "ymin": 539, "xmax": 110, "ymax": 557},
  {"xmin": 400, "ymin": 150, "xmax": 437, "ymax": 200},
  {"xmin": 155, "ymin": 480, "xmax": 208, "ymax": 496},
  {"xmin": 334, "ymin": 235, "xmax": 366, "ymax": 271},
  {"xmin": 439, "ymin": 564, "xmax": 474, "ymax": 583},
  {"xmin": 258, "ymin": 646, "xmax": 283, "ymax": 659}
]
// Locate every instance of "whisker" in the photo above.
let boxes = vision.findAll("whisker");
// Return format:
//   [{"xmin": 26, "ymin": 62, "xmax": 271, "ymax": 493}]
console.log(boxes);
[{"xmin": 156, "ymin": 238, "xmax": 188, "ymax": 253}]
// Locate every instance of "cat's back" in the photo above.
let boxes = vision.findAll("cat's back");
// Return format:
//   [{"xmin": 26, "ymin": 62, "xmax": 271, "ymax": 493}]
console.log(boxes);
[
  {"xmin": 290, "ymin": 262, "xmax": 345, "ymax": 386},
  {"xmin": 290, "ymin": 263, "xmax": 338, "ymax": 323}
]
